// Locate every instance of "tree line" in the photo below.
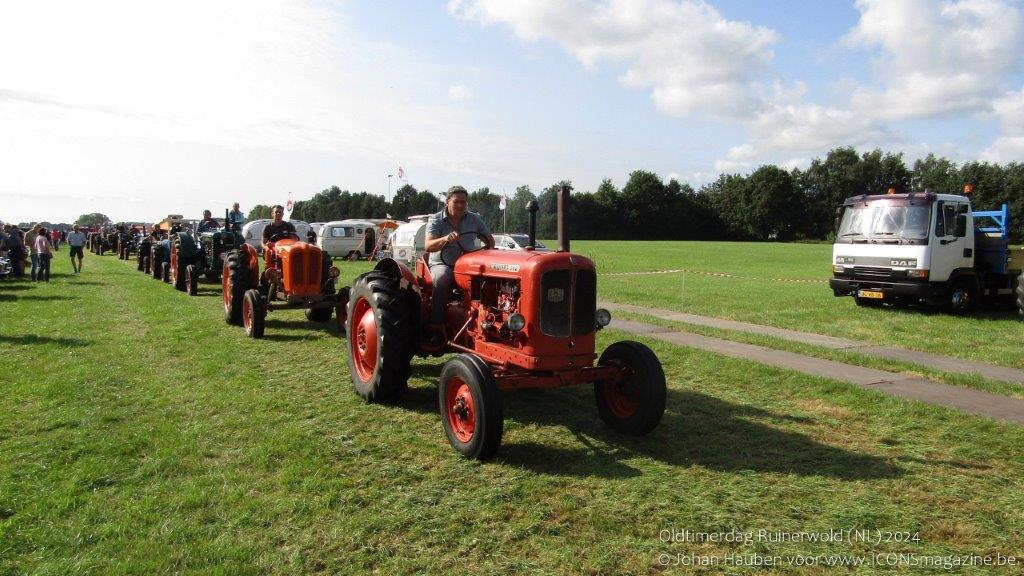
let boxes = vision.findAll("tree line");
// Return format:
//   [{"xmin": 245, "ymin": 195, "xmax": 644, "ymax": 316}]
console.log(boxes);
[{"xmin": 244, "ymin": 147, "xmax": 1024, "ymax": 243}]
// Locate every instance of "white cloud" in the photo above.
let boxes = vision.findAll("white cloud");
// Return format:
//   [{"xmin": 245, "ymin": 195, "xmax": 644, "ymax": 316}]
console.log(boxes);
[
  {"xmin": 448, "ymin": 0, "xmax": 779, "ymax": 119},
  {"xmin": 982, "ymin": 87, "xmax": 1024, "ymax": 161},
  {"xmin": 843, "ymin": 0, "xmax": 1024, "ymax": 119},
  {"xmin": 449, "ymin": 84, "xmax": 473, "ymax": 101}
]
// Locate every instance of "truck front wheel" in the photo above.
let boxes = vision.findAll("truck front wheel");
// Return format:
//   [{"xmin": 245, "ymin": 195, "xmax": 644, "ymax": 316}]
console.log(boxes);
[{"xmin": 948, "ymin": 279, "xmax": 978, "ymax": 314}]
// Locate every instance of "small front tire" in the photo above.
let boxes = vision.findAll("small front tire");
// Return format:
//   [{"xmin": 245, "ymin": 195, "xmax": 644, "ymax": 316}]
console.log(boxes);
[
  {"xmin": 242, "ymin": 289, "xmax": 266, "ymax": 338},
  {"xmin": 439, "ymin": 354, "xmax": 503, "ymax": 460},
  {"xmin": 594, "ymin": 341, "xmax": 666, "ymax": 435}
]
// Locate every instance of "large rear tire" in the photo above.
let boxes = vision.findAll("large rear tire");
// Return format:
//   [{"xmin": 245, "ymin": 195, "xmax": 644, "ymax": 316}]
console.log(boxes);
[
  {"xmin": 223, "ymin": 251, "xmax": 251, "ymax": 325},
  {"xmin": 439, "ymin": 354, "xmax": 503, "ymax": 460},
  {"xmin": 346, "ymin": 270, "xmax": 419, "ymax": 403},
  {"xmin": 594, "ymin": 341, "xmax": 666, "ymax": 435},
  {"xmin": 1015, "ymin": 271, "xmax": 1023, "ymax": 321},
  {"xmin": 151, "ymin": 246, "xmax": 163, "ymax": 280},
  {"xmin": 172, "ymin": 242, "xmax": 187, "ymax": 291}
]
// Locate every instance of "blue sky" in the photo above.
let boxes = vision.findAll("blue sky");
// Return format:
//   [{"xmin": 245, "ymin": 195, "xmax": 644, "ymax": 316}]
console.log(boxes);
[{"xmin": 1, "ymin": 0, "xmax": 1023, "ymax": 224}]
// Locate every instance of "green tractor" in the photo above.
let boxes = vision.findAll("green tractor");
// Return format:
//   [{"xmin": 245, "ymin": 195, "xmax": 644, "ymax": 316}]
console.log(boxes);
[{"xmin": 168, "ymin": 210, "xmax": 245, "ymax": 295}]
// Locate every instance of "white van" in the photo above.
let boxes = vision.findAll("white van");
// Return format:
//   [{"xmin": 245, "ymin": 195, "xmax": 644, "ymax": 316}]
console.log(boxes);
[
  {"xmin": 318, "ymin": 219, "xmax": 377, "ymax": 258},
  {"xmin": 242, "ymin": 219, "xmax": 312, "ymax": 254},
  {"xmin": 390, "ymin": 215, "xmax": 430, "ymax": 265}
]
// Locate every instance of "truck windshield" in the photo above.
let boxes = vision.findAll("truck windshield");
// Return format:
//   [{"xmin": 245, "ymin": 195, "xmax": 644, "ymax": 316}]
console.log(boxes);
[{"xmin": 837, "ymin": 203, "xmax": 931, "ymax": 241}]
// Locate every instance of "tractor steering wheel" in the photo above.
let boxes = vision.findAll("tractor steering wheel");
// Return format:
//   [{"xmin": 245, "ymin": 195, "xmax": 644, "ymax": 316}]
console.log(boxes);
[
  {"xmin": 267, "ymin": 231, "xmax": 301, "ymax": 243},
  {"xmin": 440, "ymin": 232, "xmax": 493, "ymax": 267}
]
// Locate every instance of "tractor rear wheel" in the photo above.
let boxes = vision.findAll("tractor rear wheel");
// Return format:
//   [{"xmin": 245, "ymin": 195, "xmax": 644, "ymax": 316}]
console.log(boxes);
[
  {"xmin": 151, "ymin": 247, "xmax": 163, "ymax": 280},
  {"xmin": 185, "ymin": 264, "xmax": 198, "ymax": 296},
  {"xmin": 439, "ymin": 354, "xmax": 503, "ymax": 460},
  {"xmin": 223, "ymin": 251, "xmax": 251, "ymax": 325},
  {"xmin": 305, "ymin": 306, "xmax": 332, "ymax": 322},
  {"xmin": 242, "ymin": 289, "xmax": 266, "ymax": 338},
  {"xmin": 594, "ymin": 341, "xmax": 666, "ymax": 435},
  {"xmin": 346, "ymin": 270, "xmax": 418, "ymax": 403},
  {"xmin": 1015, "ymin": 271, "xmax": 1024, "ymax": 321}
]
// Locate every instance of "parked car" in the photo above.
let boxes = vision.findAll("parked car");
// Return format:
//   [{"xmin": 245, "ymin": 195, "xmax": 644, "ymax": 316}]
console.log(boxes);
[
  {"xmin": 241, "ymin": 219, "xmax": 311, "ymax": 255},
  {"xmin": 493, "ymin": 233, "xmax": 549, "ymax": 252}
]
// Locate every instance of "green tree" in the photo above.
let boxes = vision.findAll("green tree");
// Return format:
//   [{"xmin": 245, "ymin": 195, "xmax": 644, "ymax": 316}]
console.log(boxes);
[
  {"xmin": 248, "ymin": 205, "xmax": 272, "ymax": 220},
  {"xmin": 75, "ymin": 213, "xmax": 110, "ymax": 227}
]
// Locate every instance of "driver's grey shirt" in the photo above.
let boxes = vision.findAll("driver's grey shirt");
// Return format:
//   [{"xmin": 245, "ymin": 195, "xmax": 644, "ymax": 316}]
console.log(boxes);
[{"xmin": 426, "ymin": 209, "xmax": 490, "ymax": 267}]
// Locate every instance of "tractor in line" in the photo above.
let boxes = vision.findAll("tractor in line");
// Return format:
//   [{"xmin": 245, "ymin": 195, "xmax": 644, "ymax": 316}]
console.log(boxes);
[{"xmin": 339, "ymin": 186, "xmax": 666, "ymax": 459}]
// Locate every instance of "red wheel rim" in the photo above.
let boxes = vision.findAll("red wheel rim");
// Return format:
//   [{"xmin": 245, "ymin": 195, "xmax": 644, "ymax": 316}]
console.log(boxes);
[
  {"xmin": 170, "ymin": 250, "xmax": 178, "ymax": 283},
  {"xmin": 604, "ymin": 379, "xmax": 639, "ymax": 419},
  {"xmin": 243, "ymin": 295, "xmax": 253, "ymax": 331},
  {"xmin": 222, "ymin": 262, "xmax": 231, "ymax": 313},
  {"xmin": 349, "ymin": 297, "xmax": 377, "ymax": 381},
  {"xmin": 445, "ymin": 376, "xmax": 476, "ymax": 443}
]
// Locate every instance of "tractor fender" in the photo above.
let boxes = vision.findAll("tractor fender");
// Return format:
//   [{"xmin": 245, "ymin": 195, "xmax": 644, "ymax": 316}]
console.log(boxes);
[
  {"xmin": 240, "ymin": 243, "xmax": 260, "ymax": 287},
  {"xmin": 374, "ymin": 258, "xmax": 420, "ymax": 295}
]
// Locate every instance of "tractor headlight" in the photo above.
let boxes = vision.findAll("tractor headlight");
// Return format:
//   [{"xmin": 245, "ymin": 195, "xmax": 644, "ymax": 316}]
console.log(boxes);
[
  {"xmin": 595, "ymin": 308, "xmax": 612, "ymax": 327},
  {"xmin": 328, "ymin": 266, "xmax": 340, "ymax": 279},
  {"xmin": 507, "ymin": 313, "xmax": 526, "ymax": 332}
]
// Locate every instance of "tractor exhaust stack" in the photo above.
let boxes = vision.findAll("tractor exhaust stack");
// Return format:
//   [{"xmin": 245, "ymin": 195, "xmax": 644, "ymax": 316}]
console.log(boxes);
[
  {"xmin": 557, "ymin": 184, "xmax": 570, "ymax": 252},
  {"xmin": 526, "ymin": 200, "xmax": 539, "ymax": 249}
]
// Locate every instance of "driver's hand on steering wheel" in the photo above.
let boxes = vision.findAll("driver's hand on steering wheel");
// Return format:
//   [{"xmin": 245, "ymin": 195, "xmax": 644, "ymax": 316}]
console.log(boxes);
[{"xmin": 444, "ymin": 232, "xmax": 459, "ymax": 245}]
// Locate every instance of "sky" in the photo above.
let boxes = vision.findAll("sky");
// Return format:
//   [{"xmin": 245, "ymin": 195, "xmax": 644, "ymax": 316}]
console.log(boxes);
[{"xmin": 2, "ymin": 0, "xmax": 1023, "ymax": 224}]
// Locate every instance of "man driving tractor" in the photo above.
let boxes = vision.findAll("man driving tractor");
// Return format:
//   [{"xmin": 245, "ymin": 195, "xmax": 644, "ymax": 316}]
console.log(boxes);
[
  {"xmin": 262, "ymin": 205, "xmax": 296, "ymax": 252},
  {"xmin": 424, "ymin": 186, "xmax": 494, "ymax": 329}
]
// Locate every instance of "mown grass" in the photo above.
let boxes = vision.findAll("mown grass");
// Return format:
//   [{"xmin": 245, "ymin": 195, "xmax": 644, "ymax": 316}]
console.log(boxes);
[
  {"xmin": 572, "ymin": 240, "xmax": 1024, "ymax": 369},
  {"xmin": 1, "ymin": 254, "xmax": 1023, "ymax": 574}
]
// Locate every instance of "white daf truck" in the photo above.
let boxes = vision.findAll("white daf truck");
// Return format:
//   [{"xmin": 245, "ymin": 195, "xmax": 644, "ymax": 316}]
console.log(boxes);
[{"xmin": 830, "ymin": 189, "xmax": 1024, "ymax": 315}]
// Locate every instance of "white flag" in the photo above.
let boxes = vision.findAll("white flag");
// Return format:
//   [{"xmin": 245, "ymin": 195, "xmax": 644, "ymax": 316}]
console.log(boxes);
[
  {"xmin": 499, "ymin": 195, "xmax": 507, "ymax": 210},
  {"xmin": 284, "ymin": 192, "xmax": 294, "ymax": 220}
]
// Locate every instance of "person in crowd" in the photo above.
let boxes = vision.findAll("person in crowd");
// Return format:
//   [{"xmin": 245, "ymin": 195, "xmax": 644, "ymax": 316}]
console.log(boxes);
[
  {"xmin": 229, "ymin": 202, "xmax": 245, "ymax": 228},
  {"xmin": 306, "ymin": 226, "xmax": 317, "ymax": 244},
  {"xmin": 196, "ymin": 210, "xmax": 220, "ymax": 233},
  {"xmin": 50, "ymin": 228, "xmax": 61, "ymax": 250},
  {"xmin": 25, "ymin": 224, "xmax": 40, "ymax": 281},
  {"xmin": 423, "ymin": 185, "xmax": 494, "ymax": 330},
  {"xmin": 4, "ymin": 225, "xmax": 25, "ymax": 277},
  {"xmin": 66, "ymin": 225, "xmax": 86, "ymax": 273},
  {"xmin": 262, "ymin": 205, "xmax": 296, "ymax": 252},
  {"xmin": 34, "ymin": 227, "xmax": 53, "ymax": 282}
]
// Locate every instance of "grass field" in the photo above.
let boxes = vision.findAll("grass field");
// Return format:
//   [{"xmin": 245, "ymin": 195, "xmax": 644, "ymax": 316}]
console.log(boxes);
[
  {"xmin": 573, "ymin": 240, "xmax": 1024, "ymax": 370},
  {"xmin": 1, "ymin": 251, "xmax": 1023, "ymax": 574}
]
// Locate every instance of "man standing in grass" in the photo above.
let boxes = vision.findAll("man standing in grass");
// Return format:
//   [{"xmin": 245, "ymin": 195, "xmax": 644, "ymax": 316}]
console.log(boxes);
[
  {"xmin": 229, "ymin": 202, "xmax": 245, "ymax": 228},
  {"xmin": 25, "ymin": 224, "xmax": 40, "ymax": 282},
  {"xmin": 66, "ymin": 225, "xmax": 86, "ymax": 273}
]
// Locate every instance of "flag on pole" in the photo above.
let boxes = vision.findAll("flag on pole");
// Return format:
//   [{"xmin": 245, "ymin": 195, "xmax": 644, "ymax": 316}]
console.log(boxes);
[
  {"xmin": 284, "ymin": 192, "xmax": 294, "ymax": 220},
  {"xmin": 499, "ymin": 195, "xmax": 507, "ymax": 210},
  {"xmin": 397, "ymin": 166, "xmax": 406, "ymax": 181}
]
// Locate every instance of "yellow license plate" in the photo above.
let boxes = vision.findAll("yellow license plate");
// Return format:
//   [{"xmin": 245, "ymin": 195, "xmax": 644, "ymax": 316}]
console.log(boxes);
[{"xmin": 857, "ymin": 290, "xmax": 884, "ymax": 299}]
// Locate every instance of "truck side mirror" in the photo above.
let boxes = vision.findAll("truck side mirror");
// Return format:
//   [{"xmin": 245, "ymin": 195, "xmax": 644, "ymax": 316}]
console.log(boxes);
[{"xmin": 955, "ymin": 214, "xmax": 967, "ymax": 237}]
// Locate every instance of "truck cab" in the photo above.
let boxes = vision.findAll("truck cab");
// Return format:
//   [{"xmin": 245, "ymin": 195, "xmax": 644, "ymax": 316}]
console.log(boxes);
[{"xmin": 830, "ymin": 190, "xmax": 1023, "ymax": 312}]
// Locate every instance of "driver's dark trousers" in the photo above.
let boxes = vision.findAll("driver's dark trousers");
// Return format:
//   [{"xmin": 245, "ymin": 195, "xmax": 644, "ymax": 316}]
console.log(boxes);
[{"xmin": 429, "ymin": 263, "xmax": 454, "ymax": 326}]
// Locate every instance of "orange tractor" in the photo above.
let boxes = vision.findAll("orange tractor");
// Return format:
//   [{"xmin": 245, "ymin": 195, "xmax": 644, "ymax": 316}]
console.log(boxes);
[
  {"xmin": 341, "ymin": 186, "xmax": 666, "ymax": 459},
  {"xmin": 222, "ymin": 229, "xmax": 342, "ymax": 337}
]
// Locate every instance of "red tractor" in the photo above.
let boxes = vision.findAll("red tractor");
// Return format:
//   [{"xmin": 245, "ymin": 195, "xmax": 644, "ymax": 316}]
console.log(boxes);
[
  {"xmin": 341, "ymin": 186, "xmax": 666, "ymax": 459},
  {"xmin": 222, "ymin": 230, "xmax": 342, "ymax": 337}
]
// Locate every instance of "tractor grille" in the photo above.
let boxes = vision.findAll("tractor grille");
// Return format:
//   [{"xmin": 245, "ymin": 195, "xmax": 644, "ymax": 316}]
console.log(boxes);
[
  {"xmin": 573, "ymin": 269, "xmax": 597, "ymax": 336},
  {"xmin": 852, "ymin": 266, "xmax": 894, "ymax": 280},
  {"xmin": 540, "ymin": 269, "xmax": 572, "ymax": 337},
  {"xmin": 288, "ymin": 249, "xmax": 321, "ymax": 290}
]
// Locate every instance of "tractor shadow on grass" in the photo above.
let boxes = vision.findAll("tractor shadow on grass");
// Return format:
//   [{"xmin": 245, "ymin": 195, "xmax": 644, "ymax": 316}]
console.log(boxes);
[
  {"xmin": 497, "ymin": 387, "xmax": 903, "ymax": 481},
  {"xmin": 0, "ymin": 334, "xmax": 91, "ymax": 347}
]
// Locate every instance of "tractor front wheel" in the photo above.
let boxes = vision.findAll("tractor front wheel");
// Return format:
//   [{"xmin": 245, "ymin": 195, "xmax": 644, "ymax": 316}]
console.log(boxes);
[
  {"xmin": 242, "ymin": 289, "xmax": 266, "ymax": 338},
  {"xmin": 439, "ymin": 354, "xmax": 503, "ymax": 460},
  {"xmin": 346, "ymin": 270, "xmax": 418, "ymax": 403},
  {"xmin": 162, "ymin": 262, "xmax": 171, "ymax": 283},
  {"xmin": 141, "ymin": 255, "xmax": 149, "ymax": 274},
  {"xmin": 185, "ymin": 264, "xmax": 198, "ymax": 296},
  {"xmin": 305, "ymin": 306, "xmax": 332, "ymax": 322},
  {"xmin": 594, "ymin": 341, "xmax": 666, "ymax": 435}
]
